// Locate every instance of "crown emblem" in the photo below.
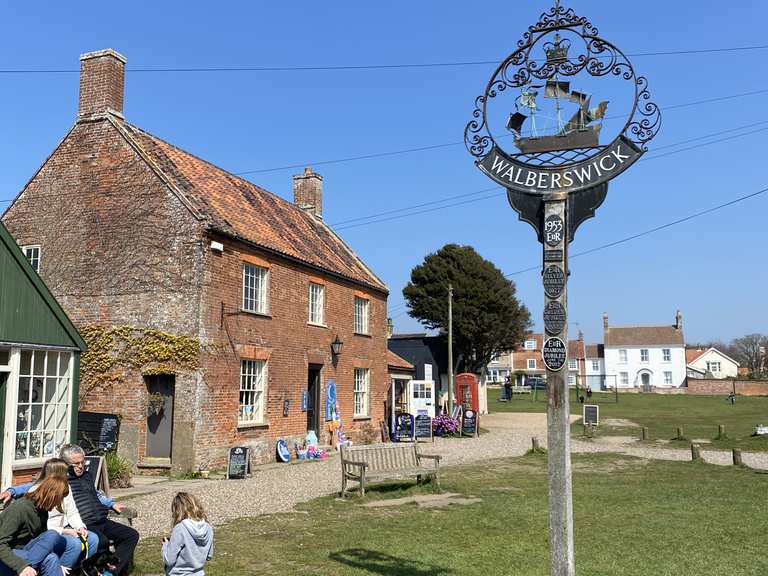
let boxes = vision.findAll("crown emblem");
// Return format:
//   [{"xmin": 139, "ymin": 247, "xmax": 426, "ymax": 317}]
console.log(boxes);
[{"xmin": 544, "ymin": 34, "xmax": 570, "ymax": 64}]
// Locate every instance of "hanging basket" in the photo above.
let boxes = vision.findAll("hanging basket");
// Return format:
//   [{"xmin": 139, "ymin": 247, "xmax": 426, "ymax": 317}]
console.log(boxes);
[{"xmin": 147, "ymin": 392, "xmax": 166, "ymax": 416}]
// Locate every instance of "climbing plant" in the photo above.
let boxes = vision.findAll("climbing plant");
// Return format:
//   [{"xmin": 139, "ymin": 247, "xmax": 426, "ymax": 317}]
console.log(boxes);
[{"xmin": 80, "ymin": 325, "xmax": 200, "ymax": 398}]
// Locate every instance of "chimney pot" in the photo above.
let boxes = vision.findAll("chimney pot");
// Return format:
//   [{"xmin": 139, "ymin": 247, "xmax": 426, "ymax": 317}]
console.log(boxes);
[
  {"xmin": 293, "ymin": 167, "xmax": 323, "ymax": 219},
  {"xmin": 602, "ymin": 312, "xmax": 609, "ymax": 330},
  {"xmin": 78, "ymin": 49, "xmax": 127, "ymax": 119}
]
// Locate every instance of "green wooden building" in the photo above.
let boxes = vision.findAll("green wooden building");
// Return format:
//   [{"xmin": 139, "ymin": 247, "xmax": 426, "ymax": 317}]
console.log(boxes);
[{"xmin": 0, "ymin": 219, "xmax": 85, "ymax": 486}]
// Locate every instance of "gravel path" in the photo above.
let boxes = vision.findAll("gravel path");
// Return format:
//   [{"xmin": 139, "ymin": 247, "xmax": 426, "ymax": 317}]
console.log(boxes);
[{"xmin": 123, "ymin": 412, "xmax": 768, "ymax": 537}]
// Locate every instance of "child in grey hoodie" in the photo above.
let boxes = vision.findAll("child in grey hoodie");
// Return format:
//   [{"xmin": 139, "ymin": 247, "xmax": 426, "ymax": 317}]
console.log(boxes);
[{"xmin": 162, "ymin": 492, "xmax": 214, "ymax": 576}]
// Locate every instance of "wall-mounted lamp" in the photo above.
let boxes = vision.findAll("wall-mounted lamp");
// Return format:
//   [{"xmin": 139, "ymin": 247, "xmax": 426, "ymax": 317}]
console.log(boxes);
[{"xmin": 331, "ymin": 335, "xmax": 344, "ymax": 357}]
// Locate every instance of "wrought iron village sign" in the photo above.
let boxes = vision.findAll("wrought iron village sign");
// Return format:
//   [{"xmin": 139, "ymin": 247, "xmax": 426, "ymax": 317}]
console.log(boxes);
[{"xmin": 464, "ymin": 3, "xmax": 659, "ymax": 575}]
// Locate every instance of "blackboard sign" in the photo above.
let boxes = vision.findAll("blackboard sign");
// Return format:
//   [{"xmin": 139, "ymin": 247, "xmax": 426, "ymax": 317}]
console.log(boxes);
[
  {"xmin": 462, "ymin": 409, "xmax": 478, "ymax": 437},
  {"xmin": 77, "ymin": 412, "xmax": 120, "ymax": 453},
  {"xmin": 414, "ymin": 414, "xmax": 433, "ymax": 442},
  {"xmin": 84, "ymin": 456, "xmax": 110, "ymax": 496},
  {"xmin": 227, "ymin": 446, "xmax": 251, "ymax": 479},
  {"xmin": 583, "ymin": 404, "xmax": 599, "ymax": 426},
  {"xmin": 393, "ymin": 413, "xmax": 414, "ymax": 442}
]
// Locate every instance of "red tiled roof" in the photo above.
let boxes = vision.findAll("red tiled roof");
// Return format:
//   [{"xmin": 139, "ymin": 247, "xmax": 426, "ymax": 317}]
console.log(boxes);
[
  {"xmin": 585, "ymin": 344, "xmax": 604, "ymax": 358},
  {"xmin": 568, "ymin": 339, "xmax": 585, "ymax": 359},
  {"xmin": 113, "ymin": 119, "xmax": 387, "ymax": 293},
  {"xmin": 604, "ymin": 325, "xmax": 684, "ymax": 347},
  {"xmin": 388, "ymin": 350, "xmax": 414, "ymax": 371},
  {"xmin": 685, "ymin": 348, "xmax": 707, "ymax": 364}
]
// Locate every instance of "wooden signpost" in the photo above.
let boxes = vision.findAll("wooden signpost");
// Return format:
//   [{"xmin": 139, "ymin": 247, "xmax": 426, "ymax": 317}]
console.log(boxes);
[
  {"xmin": 226, "ymin": 446, "xmax": 251, "ymax": 479},
  {"xmin": 464, "ymin": 4, "xmax": 659, "ymax": 573}
]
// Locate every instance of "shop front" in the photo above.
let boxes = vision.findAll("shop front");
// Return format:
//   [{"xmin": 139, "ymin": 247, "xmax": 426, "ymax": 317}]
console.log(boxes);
[{"xmin": 0, "ymin": 221, "xmax": 85, "ymax": 487}]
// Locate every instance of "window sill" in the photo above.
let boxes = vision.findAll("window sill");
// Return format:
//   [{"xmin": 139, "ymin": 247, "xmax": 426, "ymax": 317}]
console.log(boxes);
[
  {"xmin": 240, "ymin": 309, "xmax": 272, "ymax": 319},
  {"xmin": 307, "ymin": 322, "xmax": 328, "ymax": 329},
  {"xmin": 354, "ymin": 332, "xmax": 372, "ymax": 338},
  {"xmin": 12, "ymin": 458, "xmax": 46, "ymax": 471},
  {"xmin": 353, "ymin": 416, "xmax": 371, "ymax": 421},
  {"xmin": 237, "ymin": 421, "xmax": 269, "ymax": 430}
]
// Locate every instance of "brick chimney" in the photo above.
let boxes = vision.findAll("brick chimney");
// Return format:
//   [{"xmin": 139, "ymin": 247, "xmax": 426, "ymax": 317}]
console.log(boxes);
[
  {"xmin": 603, "ymin": 312, "xmax": 609, "ymax": 329},
  {"xmin": 293, "ymin": 167, "xmax": 323, "ymax": 219},
  {"xmin": 78, "ymin": 49, "xmax": 127, "ymax": 119},
  {"xmin": 675, "ymin": 309, "xmax": 683, "ymax": 330}
]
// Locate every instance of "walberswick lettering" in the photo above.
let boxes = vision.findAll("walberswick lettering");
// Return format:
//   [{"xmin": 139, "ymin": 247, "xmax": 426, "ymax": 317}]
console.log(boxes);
[{"xmin": 478, "ymin": 136, "xmax": 642, "ymax": 195}]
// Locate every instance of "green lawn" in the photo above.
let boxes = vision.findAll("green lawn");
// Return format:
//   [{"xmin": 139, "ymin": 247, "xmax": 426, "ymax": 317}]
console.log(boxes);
[
  {"xmin": 134, "ymin": 453, "xmax": 768, "ymax": 575},
  {"xmin": 490, "ymin": 387, "xmax": 768, "ymax": 451}
]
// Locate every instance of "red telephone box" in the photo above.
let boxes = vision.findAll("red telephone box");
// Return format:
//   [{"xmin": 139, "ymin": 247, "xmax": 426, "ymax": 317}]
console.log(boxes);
[{"xmin": 455, "ymin": 373, "xmax": 479, "ymax": 412}]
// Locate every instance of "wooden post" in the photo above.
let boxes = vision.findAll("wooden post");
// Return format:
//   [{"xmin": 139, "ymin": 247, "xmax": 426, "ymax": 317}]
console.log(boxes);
[
  {"xmin": 641, "ymin": 427, "xmax": 648, "ymax": 441},
  {"xmin": 732, "ymin": 448, "xmax": 743, "ymax": 466},
  {"xmin": 532, "ymin": 437, "xmax": 540, "ymax": 452},
  {"xmin": 676, "ymin": 426, "xmax": 684, "ymax": 440},
  {"xmin": 717, "ymin": 424, "xmax": 726, "ymax": 439},
  {"xmin": 691, "ymin": 444, "xmax": 701, "ymax": 461},
  {"xmin": 542, "ymin": 197, "xmax": 574, "ymax": 576},
  {"xmin": 447, "ymin": 284, "xmax": 454, "ymax": 415}
]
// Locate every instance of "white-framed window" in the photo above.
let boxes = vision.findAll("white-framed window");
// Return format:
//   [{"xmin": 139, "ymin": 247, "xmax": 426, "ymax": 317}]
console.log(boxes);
[
  {"xmin": 706, "ymin": 361, "xmax": 721, "ymax": 373},
  {"xmin": 524, "ymin": 340, "xmax": 536, "ymax": 350},
  {"xmin": 239, "ymin": 359, "xmax": 266, "ymax": 424},
  {"xmin": 619, "ymin": 349, "xmax": 627, "ymax": 363},
  {"xmin": 620, "ymin": 372, "xmax": 629, "ymax": 387},
  {"xmin": 664, "ymin": 371, "xmax": 673, "ymax": 385},
  {"xmin": 308, "ymin": 283, "xmax": 325, "ymax": 325},
  {"xmin": 568, "ymin": 374, "xmax": 576, "ymax": 386},
  {"xmin": 568, "ymin": 359, "xmax": 577, "ymax": 370},
  {"xmin": 412, "ymin": 380, "xmax": 432, "ymax": 399},
  {"xmin": 662, "ymin": 348, "xmax": 671, "ymax": 362},
  {"xmin": 640, "ymin": 349, "xmax": 649, "ymax": 363},
  {"xmin": 354, "ymin": 368, "xmax": 369, "ymax": 417},
  {"xmin": 591, "ymin": 360, "xmax": 600, "ymax": 372},
  {"xmin": 242, "ymin": 263, "xmax": 269, "ymax": 314},
  {"xmin": 16, "ymin": 350, "xmax": 71, "ymax": 462},
  {"xmin": 22, "ymin": 245, "xmax": 40, "ymax": 273},
  {"xmin": 527, "ymin": 359, "xmax": 536, "ymax": 370},
  {"xmin": 354, "ymin": 296, "xmax": 369, "ymax": 335}
]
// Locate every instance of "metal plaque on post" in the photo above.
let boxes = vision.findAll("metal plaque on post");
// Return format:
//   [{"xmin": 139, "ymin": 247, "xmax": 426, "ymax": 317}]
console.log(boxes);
[{"xmin": 464, "ymin": 3, "xmax": 659, "ymax": 574}]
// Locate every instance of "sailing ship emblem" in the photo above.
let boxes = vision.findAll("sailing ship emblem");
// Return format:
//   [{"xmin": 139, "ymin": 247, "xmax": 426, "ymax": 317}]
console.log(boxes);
[{"xmin": 505, "ymin": 35, "xmax": 609, "ymax": 154}]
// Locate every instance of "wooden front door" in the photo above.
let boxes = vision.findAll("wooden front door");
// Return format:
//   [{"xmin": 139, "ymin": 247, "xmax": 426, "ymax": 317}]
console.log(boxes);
[
  {"xmin": 145, "ymin": 374, "xmax": 174, "ymax": 459},
  {"xmin": 307, "ymin": 367, "xmax": 321, "ymax": 433}
]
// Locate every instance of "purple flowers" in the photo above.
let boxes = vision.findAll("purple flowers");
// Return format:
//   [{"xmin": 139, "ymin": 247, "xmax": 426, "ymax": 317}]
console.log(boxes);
[{"xmin": 433, "ymin": 414, "xmax": 460, "ymax": 436}]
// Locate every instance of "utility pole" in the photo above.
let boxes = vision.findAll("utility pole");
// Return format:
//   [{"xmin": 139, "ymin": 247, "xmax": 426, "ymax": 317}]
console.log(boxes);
[{"xmin": 447, "ymin": 283, "xmax": 454, "ymax": 415}]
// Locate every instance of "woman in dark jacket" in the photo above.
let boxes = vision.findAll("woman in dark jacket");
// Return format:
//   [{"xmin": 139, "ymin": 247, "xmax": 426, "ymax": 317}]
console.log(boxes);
[{"xmin": 0, "ymin": 475, "xmax": 69, "ymax": 576}]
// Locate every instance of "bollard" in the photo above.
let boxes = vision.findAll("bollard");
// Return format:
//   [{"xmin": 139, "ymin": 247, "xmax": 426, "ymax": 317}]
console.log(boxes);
[
  {"xmin": 732, "ymin": 448, "xmax": 743, "ymax": 467},
  {"xmin": 718, "ymin": 424, "xmax": 726, "ymax": 438},
  {"xmin": 676, "ymin": 426, "xmax": 684, "ymax": 440},
  {"xmin": 691, "ymin": 443, "xmax": 701, "ymax": 461},
  {"xmin": 532, "ymin": 437, "xmax": 540, "ymax": 452},
  {"xmin": 641, "ymin": 427, "xmax": 648, "ymax": 441}
]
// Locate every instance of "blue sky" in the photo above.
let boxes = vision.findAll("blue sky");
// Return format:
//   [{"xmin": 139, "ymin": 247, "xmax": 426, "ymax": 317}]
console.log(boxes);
[{"xmin": 1, "ymin": 1, "xmax": 766, "ymax": 345}]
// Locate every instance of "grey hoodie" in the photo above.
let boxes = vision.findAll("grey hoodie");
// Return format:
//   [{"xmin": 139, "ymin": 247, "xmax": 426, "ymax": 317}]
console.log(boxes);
[{"xmin": 162, "ymin": 519, "xmax": 214, "ymax": 576}]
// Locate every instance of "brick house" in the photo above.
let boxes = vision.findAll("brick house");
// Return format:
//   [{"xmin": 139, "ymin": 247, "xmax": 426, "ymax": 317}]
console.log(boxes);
[{"xmin": 2, "ymin": 49, "xmax": 389, "ymax": 472}]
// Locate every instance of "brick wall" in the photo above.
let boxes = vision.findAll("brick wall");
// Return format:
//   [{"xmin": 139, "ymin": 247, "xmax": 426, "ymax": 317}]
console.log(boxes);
[
  {"xmin": 196, "ymin": 233, "xmax": 388, "ymax": 467},
  {"xmin": 686, "ymin": 379, "xmax": 768, "ymax": 396},
  {"xmin": 3, "ymin": 117, "xmax": 205, "ymax": 468},
  {"xmin": 2, "ymin": 116, "xmax": 389, "ymax": 472}
]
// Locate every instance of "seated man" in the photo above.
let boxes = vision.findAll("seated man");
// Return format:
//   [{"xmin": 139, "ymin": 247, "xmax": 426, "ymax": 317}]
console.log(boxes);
[{"xmin": 59, "ymin": 445, "xmax": 139, "ymax": 576}]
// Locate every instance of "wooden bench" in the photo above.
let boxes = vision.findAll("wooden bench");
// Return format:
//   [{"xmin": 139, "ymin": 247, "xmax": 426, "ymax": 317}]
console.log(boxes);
[{"xmin": 339, "ymin": 443, "xmax": 441, "ymax": 497}]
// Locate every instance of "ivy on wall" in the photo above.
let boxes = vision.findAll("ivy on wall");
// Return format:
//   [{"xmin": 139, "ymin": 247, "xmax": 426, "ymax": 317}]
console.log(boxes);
[{"xmin": 80, "ymin": 325, "xmax": 200, "ymax": 398}]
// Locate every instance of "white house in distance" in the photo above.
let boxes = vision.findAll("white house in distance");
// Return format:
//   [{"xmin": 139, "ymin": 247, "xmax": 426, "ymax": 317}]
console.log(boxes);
[
  {"xmin": 603, "ymin": 311, "xmax": 687, "ymax": 390},
  {"xmin": 686, "ymin": 347, "xmax": 739, "ymax": 379}
]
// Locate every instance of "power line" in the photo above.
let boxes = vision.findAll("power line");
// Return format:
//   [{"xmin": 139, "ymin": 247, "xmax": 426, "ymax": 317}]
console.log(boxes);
[
  {"xmin": 331, "ymin": 123, "xmax": 768, "ymax": 230},
  {"xmin": 1, "ymin": 43, "xmax": 767, "ymax": 74},
  {"xmin": 330, "ymin": 119, "xmax": 768, "ymax": 228},
  {"xmin": 233, "ymin": 88, "xmax": 768, "ymax": 176},
  {"xmin": 505, "ymin": 186, "xmax": 768, "ymax": 277}
]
